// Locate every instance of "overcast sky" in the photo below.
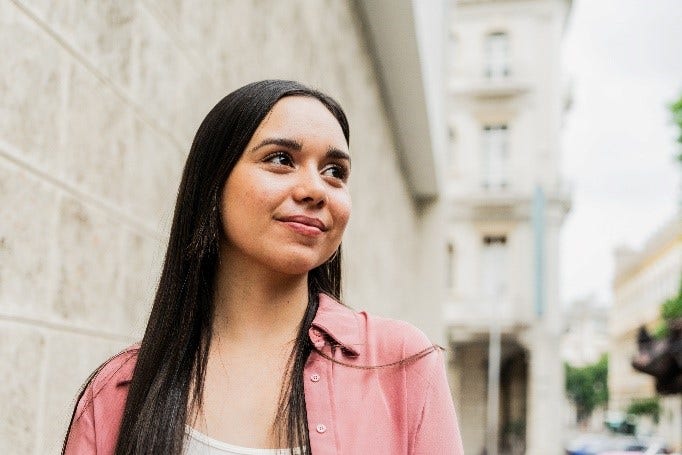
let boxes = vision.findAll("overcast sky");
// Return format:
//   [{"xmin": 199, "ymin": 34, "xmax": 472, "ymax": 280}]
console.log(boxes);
[{"xmin": 560, "ymin": 0, "xmax": 682, "ymax": 306}]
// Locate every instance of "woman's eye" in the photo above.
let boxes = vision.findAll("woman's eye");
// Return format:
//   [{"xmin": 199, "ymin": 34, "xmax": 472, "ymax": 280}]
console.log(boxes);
[
  {"xmin": 265, "ymin": 152, "xmax": 294, "ymax": 167},
  {"xmin": 323, "ymin": 164, "xmax": 349, "ymax": 181}
]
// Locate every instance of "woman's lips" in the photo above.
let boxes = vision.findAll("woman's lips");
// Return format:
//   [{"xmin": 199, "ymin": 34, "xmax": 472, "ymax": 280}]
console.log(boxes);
[{"xmin": 278, "ymin": 215, "xmax": 327, "ymax": 236}]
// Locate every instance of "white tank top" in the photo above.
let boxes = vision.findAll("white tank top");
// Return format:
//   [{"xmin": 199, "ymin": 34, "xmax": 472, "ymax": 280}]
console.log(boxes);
[{"xmin": 184, "ymin": 427, "xmax": 301, "ymax": 455}]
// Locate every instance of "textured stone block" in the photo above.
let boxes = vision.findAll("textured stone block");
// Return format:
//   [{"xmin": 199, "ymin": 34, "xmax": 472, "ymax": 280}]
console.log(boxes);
[
  {"xmin": 132, "ymin": 8, "xmax": 218, "ymax": 145},
  {"xmin": 144, "ymin": 0, "xmax": 232, "ymax": 82},
  {"xmin": 61, "ymin": 61, "xmax": 133, "ymax": 206},
  {"xmin": 172, "ymin": 67, "xmax": 221, "ymax": 146},
  {"xmin": 130, "ymin": 6, "xmax": 185, "ymax": 136},
  {"xmin": 39, "ymin": 332, "xmax": 126, "ymax": 454},
  {"xmin": 120, "ymin": 228, "xmax": 163, "ymax": 338},
  {"xmin": 0, "ymin": 2, "xmax": 66, "ymax": 175},
  {"xmin": 0, "ymin": 161, "xmax": 59, "ymax": 317},
  {"xmin": 123, "ymin": 119, "xmax": 184, "ymax": 227},
  {"xmin": 136, "ymin": 1, "xmax": 225, "ymax": 140},
  {"xmin": 0, "ymin": 324, "xmax": 45, "ymax": 455},
  {"xmin": 20, "ymin": 0, "xmax": 136, "ymax": 89},
  {"xmin": 53, "ymin": 196, "xmax": 123, "ymax": 330}
]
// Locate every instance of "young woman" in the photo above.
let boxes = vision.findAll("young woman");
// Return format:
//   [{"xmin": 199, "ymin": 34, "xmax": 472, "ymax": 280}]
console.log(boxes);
[{"xmin": 63, "ymin": 80, "xmax": 463, "ymax": 454}]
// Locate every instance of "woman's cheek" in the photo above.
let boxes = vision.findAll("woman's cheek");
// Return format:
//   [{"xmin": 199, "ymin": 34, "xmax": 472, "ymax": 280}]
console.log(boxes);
[{"xmin": 335, "ymin": 193, "xmax": 352, "ymax": 229}]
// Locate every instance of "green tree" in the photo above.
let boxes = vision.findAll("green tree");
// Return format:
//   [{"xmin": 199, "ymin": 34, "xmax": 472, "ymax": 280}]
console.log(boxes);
[
  {"xmin": 647, "ymin": 96, "xmax": 682, "ymax": 339},
  {"xmin": 671, "ymin": 94, "xmax": 682, "ymax": 211},
  {"xmin": 653, "ymin": 276, "xmax": 682, "ymax": 339},
  {"xmin": 626, "ymin": 397, "xmax": 661, "ymax": 424},
  {"xmin": 671, "ymin": 95, "xmax": 682, "ymax": 163},
  {"xmin": 565, "ymin": 354, "xmax": 609, "ymax": 423}
]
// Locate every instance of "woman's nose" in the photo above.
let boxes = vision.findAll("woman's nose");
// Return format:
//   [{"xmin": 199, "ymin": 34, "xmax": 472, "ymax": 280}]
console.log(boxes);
[{"xmin": 293, "ymin": 167, "xmax": 327, "ymax": 207}]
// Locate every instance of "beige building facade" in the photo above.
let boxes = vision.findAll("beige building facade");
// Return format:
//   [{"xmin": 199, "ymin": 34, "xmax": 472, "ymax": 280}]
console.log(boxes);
[
  {"xmin": 561, "ymin": 297, "xmax": 609, "ymax": 368},
  {"xmin": 610, "ymin": 217, "xmax": 682, "ymax": 450},
  {"xmin": 444, "ymin": 0, "xmax": 571, "ymax": 453},
  {"xmin": 0, "ymin": 1, "xmax": 453, "ymax": 453}
]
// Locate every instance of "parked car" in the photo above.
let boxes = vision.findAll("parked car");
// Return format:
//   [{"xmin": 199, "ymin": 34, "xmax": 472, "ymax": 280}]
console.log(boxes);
[
  {"xmin": 566, "ymin": 434, "xmax": 640, "ymax": 455},
  {"xmin": 599, "ymin": 439, "xmax": 678, "ymax": 455}
]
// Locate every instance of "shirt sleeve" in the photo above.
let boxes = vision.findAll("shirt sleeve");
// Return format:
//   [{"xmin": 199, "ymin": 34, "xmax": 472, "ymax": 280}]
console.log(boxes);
[
  {"xmin": 63, "ymin": 383, "xmax": 97, "ymax": 454},
  {"xmin": 411, "ymin": 351, "xmax": 464, "ymax": 454}
]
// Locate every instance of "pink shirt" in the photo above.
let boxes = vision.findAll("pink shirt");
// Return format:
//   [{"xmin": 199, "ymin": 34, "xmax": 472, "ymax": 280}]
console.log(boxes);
[{"xmin": 64, "ymin": 294, "xmax": 463, "ymax": 454}]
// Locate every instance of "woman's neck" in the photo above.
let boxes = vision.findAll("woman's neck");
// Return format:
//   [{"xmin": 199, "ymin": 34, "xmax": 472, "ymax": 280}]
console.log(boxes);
[{"xmin": 212, "ymin": 252, "xmax": 310, "ymax": 346}]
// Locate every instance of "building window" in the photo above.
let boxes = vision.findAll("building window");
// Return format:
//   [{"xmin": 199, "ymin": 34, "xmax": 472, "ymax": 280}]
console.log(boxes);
[
  {"xmin": 448, "ymin": 125, "xmax": 457, "ymax": 170},
  {"xmin": 485, "ymin": 32, "xmax": 510, "ymax": 79},
  {"xmin": 481, "ymin": 235, "xmax": 507, "ymax": 298},
  {"xmin": 446, "ymin": 243, "xmax": 456, "ymax": 290},
  {"xmin": 481, "ymin": 124, "xmax": 509, "ymax": 189}
]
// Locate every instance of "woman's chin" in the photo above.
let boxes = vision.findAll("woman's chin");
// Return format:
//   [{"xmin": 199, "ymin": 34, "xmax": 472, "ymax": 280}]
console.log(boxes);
[{"xmin": 264, "ymin": 255, "xmax": 328, "ymax": 277}]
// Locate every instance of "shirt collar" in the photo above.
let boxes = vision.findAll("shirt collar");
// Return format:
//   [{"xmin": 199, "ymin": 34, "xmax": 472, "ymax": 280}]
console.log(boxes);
[
  {"xmin": 309, "ymin": 293, "xmax": 361, "ymax": 357},
  {"xmin": 116, "ymin": 293, "xmax": 362, "ymax": 387}
]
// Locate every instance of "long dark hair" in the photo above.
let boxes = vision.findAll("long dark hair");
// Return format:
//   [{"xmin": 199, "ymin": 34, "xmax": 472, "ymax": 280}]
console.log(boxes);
[{"xmin": 65, "ymin": 80, "xmax": 349, "ymax": 454}]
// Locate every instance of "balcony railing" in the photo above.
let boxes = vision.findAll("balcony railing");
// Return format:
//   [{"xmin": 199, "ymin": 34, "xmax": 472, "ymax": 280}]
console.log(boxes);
[
  {"xmin": 443, "ymin": 295, "xmax": 535, "ymax": 331},
  {"xmin": 449, "ymin": 76, "xmax": 530, "ymax": 99}
]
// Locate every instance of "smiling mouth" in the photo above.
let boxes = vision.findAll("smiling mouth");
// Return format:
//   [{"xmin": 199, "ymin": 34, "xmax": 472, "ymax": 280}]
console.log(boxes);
[{"xmin": 278, "ymin": 215, "xmax": 328, "ymax": 236}]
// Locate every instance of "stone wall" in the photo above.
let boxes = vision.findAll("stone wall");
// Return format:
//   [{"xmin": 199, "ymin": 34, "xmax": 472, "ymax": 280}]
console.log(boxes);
[{"xmin": 0, "ymin": 1, "xmax": 432, "ymax": 452}]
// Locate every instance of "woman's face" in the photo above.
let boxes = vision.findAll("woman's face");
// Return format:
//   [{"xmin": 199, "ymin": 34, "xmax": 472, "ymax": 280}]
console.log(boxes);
[{"xmin": 220, "ymin": 96, "xmax": 351, "ymax": 276}]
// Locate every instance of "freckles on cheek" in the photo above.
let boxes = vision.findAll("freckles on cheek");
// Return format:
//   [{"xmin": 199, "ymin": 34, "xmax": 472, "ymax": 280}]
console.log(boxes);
[
  {"xmin": 335, "ymin": 196, "xmax": 352, "ymax": 226},
  {"xmin": 238, "ymin": 183, "xmax": 279, "ymax": 218},
  {"xmin": 246, "ymin": 182, "xmax": 272, "ymax": 204}
]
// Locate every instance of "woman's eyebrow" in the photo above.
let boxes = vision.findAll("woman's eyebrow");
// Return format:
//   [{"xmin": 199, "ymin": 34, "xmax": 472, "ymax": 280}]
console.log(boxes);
[
  {"xmin": 327, "ymin": 147, "xmax": 351, "ymax": 164},
  {"xmin": 249, "ymin": 137, "xmax": 302, "ymax": 154},
  {"xmin": 250, "ymin": 138, "xmax": 350, "ymax": 162}
]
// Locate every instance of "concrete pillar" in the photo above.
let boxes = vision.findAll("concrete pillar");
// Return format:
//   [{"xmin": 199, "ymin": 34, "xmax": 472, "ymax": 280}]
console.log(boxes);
[{"xmin": 524, "ymin": 326, "xmax": 563, "ymax": 455}]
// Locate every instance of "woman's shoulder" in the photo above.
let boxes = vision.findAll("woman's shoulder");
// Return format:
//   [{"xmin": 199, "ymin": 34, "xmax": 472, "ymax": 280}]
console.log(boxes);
[
  {"xmin": 361, "ymin": 312, "xmax": 432, "ymax": 353},
  {"xmin": 364, "ymin": 313, "xmax": 440, "ymax": 359},
  {"xmin": 76, "ymin": 344, "xmax": 139, "ymax": 414},
  {"xmin": 89, "ymin": 344, "xmax": 139, "ymax": 391},
  {"xmin": 65, "ymin": 345, "xmax": 140, "ymax": 453}
]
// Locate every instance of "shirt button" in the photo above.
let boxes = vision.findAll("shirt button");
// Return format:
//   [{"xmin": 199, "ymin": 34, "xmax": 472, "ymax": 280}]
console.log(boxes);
[
  {"xmin": 310, "ymin": 373, "xmax": 320, "ymax": 382},
  {"xmin": 316, "ymin": 424, "xmax": 327, "ymax": 433}
]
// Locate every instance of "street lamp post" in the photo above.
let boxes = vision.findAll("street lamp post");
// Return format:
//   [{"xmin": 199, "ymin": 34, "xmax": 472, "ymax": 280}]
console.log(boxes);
[{"xmin": 486, "ymin": 306, "xmax": 501, "ymax": 455}]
